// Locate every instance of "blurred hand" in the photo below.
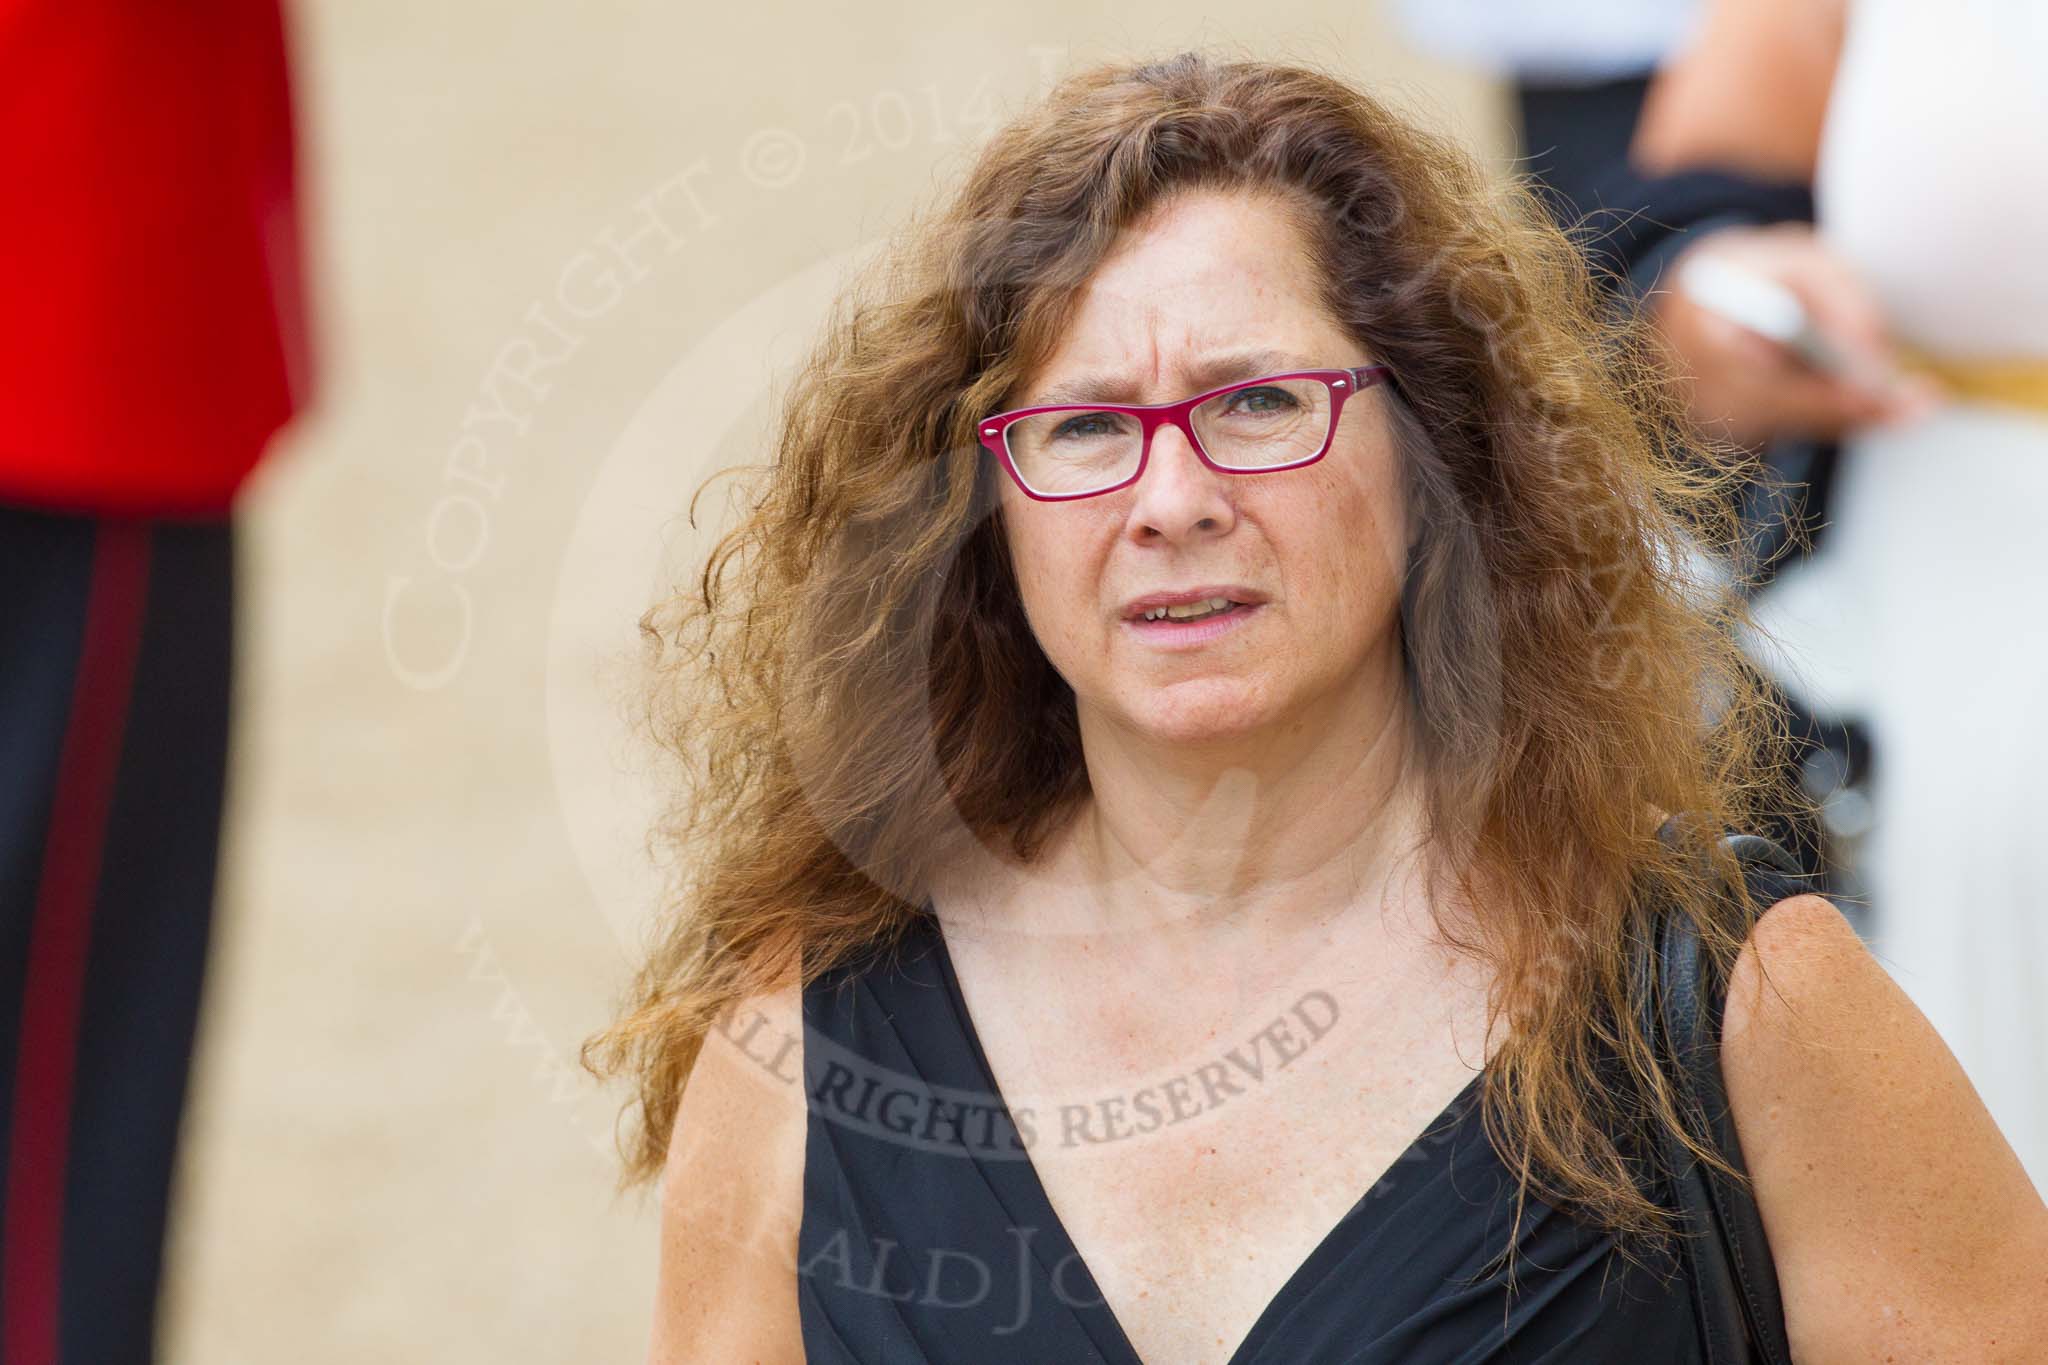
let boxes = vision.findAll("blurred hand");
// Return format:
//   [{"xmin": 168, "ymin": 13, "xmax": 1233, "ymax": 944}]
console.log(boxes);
[{"xmin": 1649, "ymin": 222, "xmax": 1944, "ymax": 446}]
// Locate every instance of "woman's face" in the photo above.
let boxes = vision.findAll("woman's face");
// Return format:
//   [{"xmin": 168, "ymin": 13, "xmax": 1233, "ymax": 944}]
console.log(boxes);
[{"xmin": 996, "ymin": 187, "xmax": 1412, "ymax": 748}]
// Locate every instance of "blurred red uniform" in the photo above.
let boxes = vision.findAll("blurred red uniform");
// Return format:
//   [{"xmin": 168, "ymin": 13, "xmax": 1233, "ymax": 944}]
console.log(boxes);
[
  {"xmin": 0, "ymin": 4, "xmax": 309, "ymax": 1363},
  {"xmin": 0, "ymin": 0, "xmax": 309, "ymax": 516}
]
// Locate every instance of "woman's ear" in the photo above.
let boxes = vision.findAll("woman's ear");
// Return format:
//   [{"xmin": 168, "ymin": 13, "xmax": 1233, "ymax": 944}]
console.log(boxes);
[
  {"xmin": 990, "ymin": 502, "xmax": 1016, "ymax": 575},
  {"xmin": 1382, "ymin": 393, "xmax": 1427, "ymax": 560}
]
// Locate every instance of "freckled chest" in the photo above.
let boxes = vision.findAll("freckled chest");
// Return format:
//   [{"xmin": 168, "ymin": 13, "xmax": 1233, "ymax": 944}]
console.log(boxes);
[{"xmin": 942, "ymin": 923, "xmax": 1495, "ymax": 1365}]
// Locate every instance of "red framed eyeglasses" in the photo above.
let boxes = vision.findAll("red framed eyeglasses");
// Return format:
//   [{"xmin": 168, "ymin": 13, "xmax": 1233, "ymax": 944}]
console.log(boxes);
[{"xmin": 977, "ymin": 364, "xmax": 1397, "ymax": 501}]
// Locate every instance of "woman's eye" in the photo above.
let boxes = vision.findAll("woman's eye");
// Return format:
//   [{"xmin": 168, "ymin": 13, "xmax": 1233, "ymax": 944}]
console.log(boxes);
[
  {"xmin": 1054, "ymin": 413, "xmax": 1117, "ymax": 439},
  {"xmin": 1227, "ymin": 386, "xmax": 1297, "ymax": 414}
]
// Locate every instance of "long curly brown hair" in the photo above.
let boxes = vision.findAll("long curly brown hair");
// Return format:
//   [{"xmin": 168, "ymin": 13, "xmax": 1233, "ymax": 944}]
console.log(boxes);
[{"xmin": 582, "ymin": 47, "xmax": 1809, "ymax": 1276}]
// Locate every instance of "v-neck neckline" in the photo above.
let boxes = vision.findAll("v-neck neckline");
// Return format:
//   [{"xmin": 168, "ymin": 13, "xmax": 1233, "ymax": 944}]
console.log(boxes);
[{"xmin": 919, "ymin": 903, "xmax": 1486, "ymax": 1365}]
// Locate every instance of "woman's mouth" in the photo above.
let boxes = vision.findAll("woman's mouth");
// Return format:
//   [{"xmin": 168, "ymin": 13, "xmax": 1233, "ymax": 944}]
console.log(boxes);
[
  {"xmin": 1140, "ymin": 597, "xmax": 1236, "ymax": 622},
  {"xmin": 1124, "ymin": 600, "xmax": 1260, "ymax": 645}
]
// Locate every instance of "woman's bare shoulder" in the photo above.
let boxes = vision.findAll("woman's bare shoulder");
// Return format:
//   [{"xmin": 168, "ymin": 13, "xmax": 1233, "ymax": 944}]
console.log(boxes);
[
  {"xmin": 1720, "ymin": 895, "xmax": 2048, "ymax": 1362},
  {"xmin": 648, "ymin": 974, "xmax": 809, "ymax": 1365}
]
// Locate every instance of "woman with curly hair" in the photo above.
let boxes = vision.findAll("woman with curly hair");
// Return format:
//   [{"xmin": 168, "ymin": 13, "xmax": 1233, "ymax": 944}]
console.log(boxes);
[{"xmin": 586, "ymin": 49, "xmax": 2048, "ymax": 1363}]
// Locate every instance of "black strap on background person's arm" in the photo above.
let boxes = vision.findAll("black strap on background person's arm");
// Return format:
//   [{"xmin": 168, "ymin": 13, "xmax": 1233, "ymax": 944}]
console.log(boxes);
[{"xmin": 1567, "ymin": 164, "xmax": 1817, "ymax": 308}]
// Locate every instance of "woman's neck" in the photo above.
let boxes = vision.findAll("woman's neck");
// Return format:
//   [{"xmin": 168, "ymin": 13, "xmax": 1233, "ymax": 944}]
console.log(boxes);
[{"xmin": 1019, "ymin": 672, "xmax": 1458, "ymax": 965}]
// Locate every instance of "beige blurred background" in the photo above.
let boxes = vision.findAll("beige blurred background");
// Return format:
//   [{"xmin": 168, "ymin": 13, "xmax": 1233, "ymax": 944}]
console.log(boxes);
[{"xmin": 159, "ymin": 5, "xmax": 1507, "ymax": 1359}]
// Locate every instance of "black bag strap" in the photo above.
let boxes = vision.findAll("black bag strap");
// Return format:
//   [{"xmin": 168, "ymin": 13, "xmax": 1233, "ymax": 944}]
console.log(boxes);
[{"xmin": 1639, "ymin": 819, "xmax": 1804, "ymax": 1365}]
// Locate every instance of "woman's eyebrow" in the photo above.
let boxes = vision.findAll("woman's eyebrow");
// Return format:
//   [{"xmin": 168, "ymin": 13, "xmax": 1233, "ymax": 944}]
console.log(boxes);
[{"xmin": 1025, "ymin": 348, "xmax": 1313, "ymax": 406}]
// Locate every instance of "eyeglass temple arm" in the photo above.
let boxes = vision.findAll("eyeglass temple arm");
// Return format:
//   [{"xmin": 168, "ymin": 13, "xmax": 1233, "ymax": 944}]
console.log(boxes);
[{"xmin": 1346, "ymin": 364, "xmax": 1400, "ymax": 397}]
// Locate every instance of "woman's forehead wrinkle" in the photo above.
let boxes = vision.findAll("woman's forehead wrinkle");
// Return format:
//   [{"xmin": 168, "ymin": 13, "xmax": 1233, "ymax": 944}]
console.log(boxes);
[
  {"xmin": 1030, "ymin": 295, "xmax": 1320, "ymax": 406},
  {"xmin": 1029, "ymin": 342, "xmax": 1320, "ymax": 406}
]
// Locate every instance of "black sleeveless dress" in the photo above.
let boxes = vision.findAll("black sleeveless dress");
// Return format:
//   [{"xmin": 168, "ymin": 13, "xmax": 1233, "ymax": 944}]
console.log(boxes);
[{"xmin": 797, "ymin": 908, "xmax": 1703, "ymax": 1363}]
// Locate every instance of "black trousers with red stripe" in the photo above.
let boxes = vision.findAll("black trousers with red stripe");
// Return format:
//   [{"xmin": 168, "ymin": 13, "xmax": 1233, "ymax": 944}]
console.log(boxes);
[{"xmin": 0, "ymin": 501, "xmax": 235, "ymax": 1365}]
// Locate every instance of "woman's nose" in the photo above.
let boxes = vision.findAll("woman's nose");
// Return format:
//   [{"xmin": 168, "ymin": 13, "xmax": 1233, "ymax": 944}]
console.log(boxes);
[{"xmin": 1128, "ymin": 419, "xmax": 1236, "ymax": 535}]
